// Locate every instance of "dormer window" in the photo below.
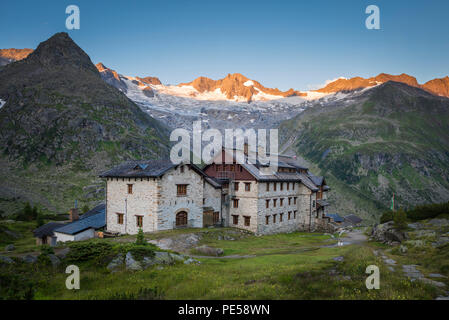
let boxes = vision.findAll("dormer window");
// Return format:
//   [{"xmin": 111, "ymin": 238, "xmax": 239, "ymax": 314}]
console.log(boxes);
[{"xmin": 180, "ymin": 166, "xmax": 184, "ymax": 173}]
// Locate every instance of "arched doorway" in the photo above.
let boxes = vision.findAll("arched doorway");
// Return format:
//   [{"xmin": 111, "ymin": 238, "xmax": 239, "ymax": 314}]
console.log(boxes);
[{"xmin": 176, "ymin": 211, "xmax": 188, "ymax": 227}]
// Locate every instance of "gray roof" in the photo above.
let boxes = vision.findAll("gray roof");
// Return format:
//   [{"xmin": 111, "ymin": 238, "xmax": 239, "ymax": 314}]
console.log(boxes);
[
  {"xmin": 204, "ymin": 176, "xmax": 222, "ymax": 189},
  {"xmin": 325, "ymin": 213, "xmax": 345, "ymax": 223},
  {"xmin": 344, "ymin": 214, "xmax": 363, "ymax": 224},
  {"xmin": 317, "ymin": 199, "xmax": 330, "ymax": 207},
  {"xmin": 80, "ymin": 203, "xmax": 105, "ymax": 220},
  {"xmin": 308, "ymin": 173, "xmax": 324, "ymax": 187},
  {"xmin": 100, "ymin": 159, "xmax": 176, "ymax": 178},
  {"xmin": 33, "ymin": 222, "xmax": 65, "ymax": 238},
  {"xmin": 54, "ymin": 210, "xmax": 105, "ymax": 235}
]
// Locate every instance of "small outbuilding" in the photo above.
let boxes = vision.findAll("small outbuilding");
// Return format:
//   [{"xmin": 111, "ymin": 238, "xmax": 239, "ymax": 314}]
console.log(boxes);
[
  {"xmin": 33, "ymin": 222, "xmax": 64, "ymax": 246},
  {"xmin": 325, "ymin": 213, "xmax": 345, "ymax": 224},
  {"xmin": 53, "ymin": 204, "xmax": 106, "ymax": 243},
  {"xmin": 344, "ymin": 214, "xmax": 363, "ymax": 226}
]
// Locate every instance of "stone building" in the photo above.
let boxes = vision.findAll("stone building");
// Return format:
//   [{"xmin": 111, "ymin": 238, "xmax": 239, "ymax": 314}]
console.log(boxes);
[
  {"xmin": 202, "ymin": 147, "xmax": 331, "ymax": 234},
  {"xmin": 100, "ymin": 160, "xmax": 223, "ymax": 235},
  {"xmin": 101, "ymin": 147, "xmax": 331, "ymax": 235}
]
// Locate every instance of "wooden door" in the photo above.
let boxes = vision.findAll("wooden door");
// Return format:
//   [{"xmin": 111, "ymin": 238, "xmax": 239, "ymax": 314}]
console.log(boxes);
[{"xmin": 176, "ymin": 211, "xmax": 188, "ymax": 227}]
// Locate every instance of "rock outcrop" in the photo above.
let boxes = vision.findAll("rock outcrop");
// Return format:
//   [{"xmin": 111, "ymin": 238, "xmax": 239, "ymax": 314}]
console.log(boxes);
[
  {"xmin": 315, "ymin": 72, "xmax": 449, "ymax": 99},
  {"xmin": 371, "ymin": 221, "xmax": 407, "ymax": 244}
]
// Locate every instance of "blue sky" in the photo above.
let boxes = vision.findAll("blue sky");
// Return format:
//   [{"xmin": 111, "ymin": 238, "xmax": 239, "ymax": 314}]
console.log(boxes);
[{"xmin": 1, "ymin": 0, "xmax": 448, "ymax": 91}]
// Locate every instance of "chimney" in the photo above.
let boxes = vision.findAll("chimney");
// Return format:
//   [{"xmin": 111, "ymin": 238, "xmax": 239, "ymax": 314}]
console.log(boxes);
[
  {"xmin": 69, "ymin": 200, "xmax": 79, "ymax": 222},
  {"xmin": 69, "ymin": 208, "xmax": 79, "ymax": 222}
]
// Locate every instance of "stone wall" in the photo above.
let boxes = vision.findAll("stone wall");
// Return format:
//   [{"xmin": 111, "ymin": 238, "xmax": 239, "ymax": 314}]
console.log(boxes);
[
  {"xmin": 157, "ymin": 165, "xmax": 205, "ymax": 230},
  {"xmin": 229, "ymin": 180, "xmax": 259, "ymax": 233},
  {"xmin": 106, "ymin": 177, "xmax": 160, "ymax": 235}
]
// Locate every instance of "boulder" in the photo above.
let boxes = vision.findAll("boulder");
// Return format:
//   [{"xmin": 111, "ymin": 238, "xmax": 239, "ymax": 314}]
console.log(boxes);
[
  {"xmin": 333, "ymin": 256, "xmax": 344, "ymax": 262},
  {"xmin": 56, "ymin": 247, "xmax": 70, "ymax": 259},
  {"xmin": 125, "ymin": 252, "xmax": 143, "ymax": 271},
  {"xmin": 428, "ymin": 219, "xmax": 449, "ymax": 227},
  {"xmin": 22, "ymin": 255, "xmax": 38, "ymax": 264},
  {"xmin": 406, "ymin": 240, "xmax": 426, "ymax": 247},
  {"xmin": 169, "ymin": 253, "xmax": 186, "ymax": 262},
  {"xmin": 371, "ymin": 222, "xmax": 407, "ymax": 244},
  {"xmin": 407, "ymin": 222, "xmax": 423, "ymax": 230},
  {"xmin": 107, "ymin": 254, "xmax": 124, "ymax": 272},
  {"xmin": 153, "ymin": 251, "xmax": 175, "ymax": 265},
  {"xmin": 5, "ymin": 244, "xmax": 15, "ymax": 251},
  {"xmin": 194, "ymin": 245, "xmax": 224, "ymax": 256},
  {"xmin": 48, "ymin": 254, "xmax": 61, "ymax": 267},
  {"xmin": 432, "ymin": 236, "xmax": 449, "ymax": 248},
  {"xmin": 184, "ymin": 258, "xmax": 201, "ymax": 265},
  {"xmin": 0, "ymin": 255, "xmax": 14, "ymax": 264}
]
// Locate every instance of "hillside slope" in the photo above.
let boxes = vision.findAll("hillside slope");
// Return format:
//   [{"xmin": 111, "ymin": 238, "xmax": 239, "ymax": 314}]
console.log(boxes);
[
  {"xmin": 0, "ymin": 33, "xmax": 169, "ymax": 215},
  {"xmin": 280, "ymin": 82, "xmax": 449, "ymax": 223}
]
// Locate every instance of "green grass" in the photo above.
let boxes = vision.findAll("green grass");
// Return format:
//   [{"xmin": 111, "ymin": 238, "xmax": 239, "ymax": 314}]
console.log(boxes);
[{"xmin": 0, "ymin": 220, "xmax": 39, "ymax": 254}]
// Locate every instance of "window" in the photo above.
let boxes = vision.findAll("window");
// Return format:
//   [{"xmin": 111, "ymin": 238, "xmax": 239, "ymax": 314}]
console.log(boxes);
[
  {"xmin": 274, "ymin": 183, "xmax": 277, "ymax": 191},
  {"xmin": 245, "ymin": 183, "xmax": 251, "ymax": 191},
  {"xmin": 202, "ymin": 198, "xmax": 205, "ymax": 205},
  {"xmin": 233, "ymin": 199, "xmax": 239, "ymax": 208},
  {"xmin": 136, "ymin": 215, "xmax": 143, "ymax": 228},
  {"xmin": 280, "ymin": 213, "xmax": 284, "ymax": 222},
  {"xmin": 280, "ymin": 182, "xmax": 284, "ymax": 191},
  {"xmin": 244, "ymin": 216, "xmax": 251, "ymax": 227},
  {"xmin": 232, "ymin": 215, "xmax": 239, "ymax": 225},
  {"xmin": 294, "ymin": 197, "xmax": 297, "ymax": 205},
  {"xmin": 273, "ymin": 199, "xmax": 277, "ymax": 207},
  {"xmin": 234, "ymin": 182, "xmax": 239, "ymax": 191},
  {"xmin": 265, "ymin": 215, "xmax": 270, "ymax": 225},
  {"xmin": 288, "ymin": 197, "xmax": 292, "ymax": 205},
  {"xmin": 213, "ymin": 212, "xmax": 220, "ymax": 223},
  {"xmin": 239, "ymin": 166, "xmax": 243, "ymax": 172},
  {"xmin": 216, "ymin": 165, "xmax": 222, "ymax": 171},
  {"xmin": 127, "ymin": 184, "xmax": 133, "ymax": 194},
  {"xmin": 266, "ymin": 182, "xmax": 270, "ymax": 192},
  {"xmin": 288, "ymin": 211, "xmax": 291, "ymax": 220},
  {"xmin": 293, "ymin": 183, "xmax": 295, "ymax": 190},
  {"xmin": 280, "ymin": 198, "xmax": 284, "ymax": 206},
  {"xmin": 230, "ymin": 164, "xmax": 235, "ymax": 172},
  {"xmin": 273, "ymin": 214, "xmax": 277, "ymax": 223},
  {"xmin": 266, "ymin": 199, "xmax": 270, "ymax": 208},
  {"xmin": 294, "ymin": 210, "xmax": 297, "ymax": 219},
  {"xmin": 180, "ymin": 166, "xmax": 184, "ymax": 173},
  {"xmin": 287, "ymin": 183, "xmax": 290, "ymax": 191},
  {"xmin": 312, "ymin": 200, "xmax": 316, "ymax": 208},
  {"xmin": 117, "ymin": 213, "xmax": 124, "ymax": 225},
  {"xmin": 177, "ymin": 184, "xmax": 187, "ymax": 196}
]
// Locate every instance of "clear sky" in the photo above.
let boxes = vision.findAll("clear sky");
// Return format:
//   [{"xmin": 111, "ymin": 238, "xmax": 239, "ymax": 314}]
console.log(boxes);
[{"xmin": 1, "ymin": 0, "xmax": 448, "ymax": 91}]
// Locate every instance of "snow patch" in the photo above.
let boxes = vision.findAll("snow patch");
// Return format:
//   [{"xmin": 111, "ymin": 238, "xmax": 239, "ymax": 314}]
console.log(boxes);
[
  {"xmin": 0, "ymin": 99, "xmax": 6, "ymax": 109},
  {"xmin": 243, "ymin": 80, "xmax": 254, "ymax": 87}
]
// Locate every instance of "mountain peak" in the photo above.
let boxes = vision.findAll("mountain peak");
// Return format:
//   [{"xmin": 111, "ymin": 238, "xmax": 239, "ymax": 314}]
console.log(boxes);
[
  {"xmin": 315, "ymin": 72, "xmax": 449, "ymax": 98},
  {"xmin": 27, "ymin": 32, "xmax": 96, "ymax": 72},
  {"xmin": 178, "ymin": 73, "xmax": 305, "ymax": 102}
]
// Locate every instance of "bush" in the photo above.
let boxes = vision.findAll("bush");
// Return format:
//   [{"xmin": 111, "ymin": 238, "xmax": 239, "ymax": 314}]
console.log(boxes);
[
  {"xmin": 0, "ymin": 273, "xmax": 35, "ymax": 300},
  {"xmin": 393, "ymin": 208, "xmax": 408, "ymax": 230},
  {"xmin": 36, "ymin": 213, "xmax": 44, "ymax": 228},
  {"xmin": 380, "ymin": 211, "xmax": 393, "ymax": 224},
  {"xmin": 66, "ymin": 241, "xmax": 114, "ymax": 264},
  {"xmin": 406, "ymin": 201, "xmax": 449, "ymax": 221},
  {"xmin": 40, "ymin": 245, "xmax": 54, "ymax": 255},
  {"xmin": 135, "ymin": 228, "xmax": 146, "ymax": 245}
]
